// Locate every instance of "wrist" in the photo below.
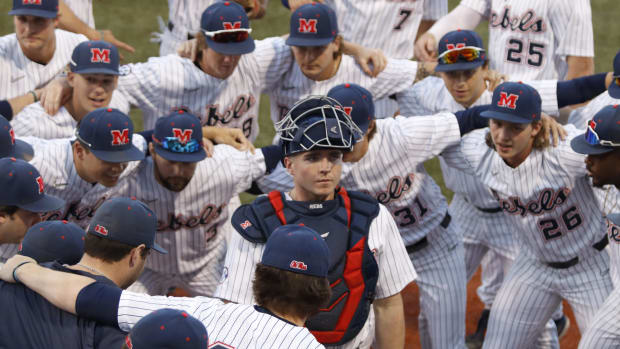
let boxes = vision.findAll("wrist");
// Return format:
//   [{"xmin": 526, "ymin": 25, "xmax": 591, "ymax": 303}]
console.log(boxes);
[
  {"xmin": 29, "ymin": 90, "xmax": 39, "ymax": 103},
  {"xmin": 12, "ymin": 261, "xmax": 34, "ymax": 283}
]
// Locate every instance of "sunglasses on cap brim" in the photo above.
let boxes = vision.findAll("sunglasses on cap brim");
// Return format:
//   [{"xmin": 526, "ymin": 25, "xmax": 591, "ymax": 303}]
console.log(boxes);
[
  {"xmin": 203, "ymin": 28, "xmax": 252, "ymax": 43},
  {"xmin": 585, "ymin": 119, "xmax": 620, "ymax": 147},
  {"xmin": 438, "ymin": 46, "xmax": 485, "ymax": 65},
  {"xmin": 157, "ymin": 137, "xmax": 202, "ymax": 153}
]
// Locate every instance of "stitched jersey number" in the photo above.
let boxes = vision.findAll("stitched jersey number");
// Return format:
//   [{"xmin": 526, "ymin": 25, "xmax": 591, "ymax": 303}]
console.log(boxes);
[
  {"xmin": 242, "ymin": 118, "xmax": 252, "ymax": 138},
  {"xmin": 393, "ymin": 198, "xmax": 428, "ymax": 227},
  {"xmin": 537, "ymin": 206, "xmax": 583, "ymax": 241},
  {"xmin": 506, "ymin": 39, "xmax": 545, "ymax": 67},
  {"xmin": 394, "ymin": 9, "xmax": 412, "ymax": 30}
]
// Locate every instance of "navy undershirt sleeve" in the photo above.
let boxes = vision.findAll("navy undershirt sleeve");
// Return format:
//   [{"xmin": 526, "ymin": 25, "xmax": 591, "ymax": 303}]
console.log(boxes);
[
  {"xmin": 281, "ymin": 0, "xmax": 290, "ymax": 9},
  {"xmin": 260, "ymin": 145, "xmax": 283, "ymax": 173},
  {"xmin": 75, "ymin": 282, "xmax": 122, "ymax": 328},
  {"xmin": 557, "ymin": 73, "xmax": 607, "ymax": 108},
  {"xmin": 454, "ymin": 105, "xmax": 490, "ymax": 136},
  {"xmin": 0, "ymin": 100, "xmax": 14, "ymax": 121}
]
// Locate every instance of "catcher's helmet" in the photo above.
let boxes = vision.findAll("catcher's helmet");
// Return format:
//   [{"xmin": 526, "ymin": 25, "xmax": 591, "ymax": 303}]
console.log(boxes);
[{"xmin": 276, "ymin": 96, "xmax": 363, "ymax": 156}]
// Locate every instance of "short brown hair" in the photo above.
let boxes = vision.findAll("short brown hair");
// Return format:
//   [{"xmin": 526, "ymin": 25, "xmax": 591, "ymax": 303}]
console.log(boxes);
[
  {"xmin": 485, "ymin": 120, "xmax": 549, "ymax": 150},
  {"xmin": 0, "ymin": 205, "xmax": 19, "ymax": 216},
  {"xmin": 253, "ymin": 263, "xmax": 331, "ymax": 320},
  {"xmin": 84, "ymin": 233, "xmax": 150, "ymax": 263}
]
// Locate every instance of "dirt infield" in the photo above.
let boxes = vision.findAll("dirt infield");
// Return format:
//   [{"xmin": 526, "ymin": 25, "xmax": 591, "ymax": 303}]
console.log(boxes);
[{"xmin": 403, "ymin": 268, "xmax": 581, "ymax": 348}]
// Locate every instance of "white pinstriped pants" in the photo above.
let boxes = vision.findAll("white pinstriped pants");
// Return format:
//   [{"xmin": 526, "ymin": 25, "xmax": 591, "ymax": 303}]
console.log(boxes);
[{"xmin": 578, "ymin": 286, "xmax": 620, "ymax": 349}]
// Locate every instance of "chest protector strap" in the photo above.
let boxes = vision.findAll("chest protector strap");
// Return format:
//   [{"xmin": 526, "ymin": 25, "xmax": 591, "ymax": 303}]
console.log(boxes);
[{"xmin": 259, "ymin": 188, "xmax": 379, "ymax": 345}]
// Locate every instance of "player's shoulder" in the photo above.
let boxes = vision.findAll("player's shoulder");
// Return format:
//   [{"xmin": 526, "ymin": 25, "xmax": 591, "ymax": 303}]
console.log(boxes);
[
  {"xmin": 54, "ymin": 28, "xmax": 88, "ymax": 45},
  {"xmin": 15, "ymin": 101, "xmax": 47, "ymax": 118},
  {"xmin": 0, "ymin": 33, "xmax": 17, "ymax": 53},
  {"xmin": 230, "ymin": 194, "xmax": 273, "ymax": 243}
]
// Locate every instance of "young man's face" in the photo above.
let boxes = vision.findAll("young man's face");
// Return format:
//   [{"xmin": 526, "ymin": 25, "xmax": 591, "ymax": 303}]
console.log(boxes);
[
  {"xmin": 489, "ymin": 119, "xmax": 541, "ymax": 167},
  {"xmin": 285, "ymin": 149, "xmax": 343, "ymax": 201},
  {"xmin": 200, "ymin": 47, "xmax": 242, "ymax": 79},
  {"xmin": 149, "ymin": 144, "xmax": 198, "ymax": 192},
  {"xmin": 14, "ymin": 15, "xmax": 57, "ymax": 55},
  {"xmin": 291, "ymin": 39, "xmax": 340, "ymax": 81},
  {"xmin": 68, "ymin": 73, "xmax": 118, "ymax": 120},
  {"xmin": 0, "ymin": 209, "xmax": 42, "ymax": 244},
  {"xmin": 440, "ymin": 66, "xmax": 487, "ymax": 108},
  {"xmin": 73, "ymin": 143, "xmax": 128, "ymax": 187},
  {"xmin": 585, "ymin": 149, "xmax": 620, "ymax": 188}
]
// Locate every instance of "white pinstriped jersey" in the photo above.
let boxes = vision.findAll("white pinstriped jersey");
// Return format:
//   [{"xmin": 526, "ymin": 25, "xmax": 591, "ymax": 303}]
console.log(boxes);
[
  {"xmin": 167, "ymin": 0, "xmax": 217, "ymax": 39},
  {"xmin": 117, "ymin": 291, "xmax": 325, "ymax": 349},
  {"xmin": 63, "ymin": 0, "xmax": 95, "ymax": 27},
  {"xmin": 325, "ymin": 0, "xmax": 447, "ymax": 59},
  {"xmin": 0, "ymin": 30, "xmax": 87, "ymax": 99},
  {"xmin": 442, "ymin": 125, "xmax": 608, "ymax": 262},
  {"xmin": 270, "ymin": 56, "xmax": 418, "ymax": 122},
  {"xmin": 100, "ymin": 145, "xmax": 267, "ymax": 278},
  {"xmin": 216, "ymin": 202, "xmax": 417, "ymax": 349},
  {"xmin": 116, "ymin": 37, "xmax": 292, "ymax": 141},
  {"xmin": 11, "ymin": 91, "xmax": 130, "ymax": 139},
  {"xmin": 568, "ymin": 91, "xmax": 620, "ymax": 131},
  {"xmin": 461, "ymin": 0, "xmax": 593, "ymax": 80},
  {"xmin": 399, "ymin": 77, "xmax": 558, "ymax": 208}
]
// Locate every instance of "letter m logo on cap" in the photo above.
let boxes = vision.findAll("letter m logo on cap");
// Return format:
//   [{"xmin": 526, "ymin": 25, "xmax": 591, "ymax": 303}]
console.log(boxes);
[
  {"xmin": 111, "ymin": 129, "xmax": 130, "ymax": 145},
  {"xmin": 497, "ymin": 92, "xmax": 519, "ymax": 110},
  {"xmin": 35, "ymin": 176, "xmax": 44, "ymax": 194},
  {"xmin": 91, "ymin": 48, "xmax": 111, "ymax": 63},
  {"xmin": 298, "ymin": 18, "xmax": 318, "ymax": 33},
  {"xmin": 446, "ymin": 43, "xmax": 465, "ymax": 50},
  {"xmin": 222, "ymin": 21, "xmax": 241, "ymax": 30},
  {"xmin": 23, "ymin": 0, "xmax": 42, "ymax": 4},
  {"xmin": 172, "ymin": 128, "xmax": 193, "ymax": 144}
]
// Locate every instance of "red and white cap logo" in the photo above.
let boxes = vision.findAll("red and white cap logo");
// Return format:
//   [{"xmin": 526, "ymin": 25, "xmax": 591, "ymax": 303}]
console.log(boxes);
[{"xmin": 290, "ymin": 260, "xmax": 308, "ymax": 271}]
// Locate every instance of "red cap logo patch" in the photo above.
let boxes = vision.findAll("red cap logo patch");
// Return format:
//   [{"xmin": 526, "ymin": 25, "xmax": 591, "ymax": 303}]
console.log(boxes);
[
  {"xmin": 35, "ymin": 176, "xmax": 44, "ymax": 194},
  {"xmin": 22, "ymin": 0, "xmax": 42, "ymax": 4},
  {"xmin": 111, "ymin": 129, "xmax": 130, "ymax": 145},
  {"xmin": 290, "ymin": 260, "xmax": 308, "ymax": 271},
  {"xmin": 222, "ymin": 21, "xmax": 241, "ymax": 30},
  {"xmin": 240, "ymin": 220, "xmax": 252, "ymax": 229},
  {"xmin": 497, "ymin": 92, "xmax": 519, "ymax": 110},
  {"xmin": 9, "ymin": 128, "xmax": 15, "ymax": 145},
  {"xmin": 90, "ymin": 48, "xmax": 111, "ymax": 64},
  {"xmin": 343, "ymin": 106, "xmax": 353, "ymax": 116},
  {"xmin": 94, "ymin": 224, "xmax": 109, "ymax": 236},
  {"xmin": 172, "ymin": 128, "xmax": 193, "ymax": 144},
  {"xmin": 298, "ymin": 18, "xmax": 318, "ymax": 33},
  {"xmin": 446, "ymin": 43, "xmax": 465, "ymax": 50}
]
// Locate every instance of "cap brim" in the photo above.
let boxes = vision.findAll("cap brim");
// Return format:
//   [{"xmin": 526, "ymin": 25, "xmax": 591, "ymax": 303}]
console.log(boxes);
[
  {"xmin": 18, "ymin": 194, "xmax": 65, "ymax": 213},
  {"xmin": 91, "ymin": 145, "xmax": 145, "ymax": 163},
  {"xmin": 608, "ymin": 83, "xmax": 620, "ymax": 99},
  {"xmin": 9, "ymin": 9, "xmax": 57, "ymax": 18},
  {"xmin": 480, "ymin": 110, "xmax": 536, "ymax": 124},
  {"xmin": 71, "ymin": 68, "xmax": 121, "ymax": 76},
  {"xmin": 285, "ymin": 36, "xmax": 335, "ymax": 47},
  {"xmin": 153, "ymin": 145, "xmax": 207, "ymax": 163},
  {"xmin": 205, "ymin": 36, "xmax": 255, "ymax": 55},
  {"xmin": 607, "ymin": 213, "xmax": 620, "ymax": 226},
  {"xmin": 435, "ymin": 60, "xmax": 484, "ymax": 72},
  {"xmin": 152, "ymin": 242, "xmax": 168, "ymax": 254},
  {"xmin": 10, "ymin": 140, "xmax": 34, "ymax": 160},
  {"xmin": 570, "ymin": 134, "xmax": 615, "ymax": 155}
]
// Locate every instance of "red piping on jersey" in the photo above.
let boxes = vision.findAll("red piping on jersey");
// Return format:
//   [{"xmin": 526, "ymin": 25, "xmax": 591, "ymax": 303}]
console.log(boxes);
[
  {"xmin": 312, "ymin": 237, "xmax": 366, "ymax": 344},
  {"xmin": 319, "ymin": 291, "xmax": 349, "ymax": 312},
  {"xmin": 338, "ymin": 187, "xmax": 352, "ymax": 229},
  {"xmin": 268, "ymin": 191, "xmax": 287, "ymax": 224}
]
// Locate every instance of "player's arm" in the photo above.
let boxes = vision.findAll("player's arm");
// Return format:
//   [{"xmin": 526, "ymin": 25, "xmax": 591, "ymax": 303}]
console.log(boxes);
[
  {"xmin": 340, "ymin": 41, "xmax": 387, "ymax": 78},
  {"xmin": 374, "ymin": 293, "xmax": 405, "ymax": 349},
  {"xmin": 3, "ymin": 89, "xmax": 42, "ymax": 119},
  {"xmin": 565, "ymin": 56, "xmax": 595, "ymax": 81},
  {"xmin": 416, "ymin": 0, "xmax": 448, "ymax": 42},
  {"xmin": 57, "ymin": 0, "xmax": 135, "ymax": 55}
]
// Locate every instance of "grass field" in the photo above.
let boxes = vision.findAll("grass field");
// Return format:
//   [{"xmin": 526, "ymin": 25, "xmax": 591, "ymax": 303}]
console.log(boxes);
[{"xmin": 1, "ymin": 0, "xmax": 618, "ymax": 201}]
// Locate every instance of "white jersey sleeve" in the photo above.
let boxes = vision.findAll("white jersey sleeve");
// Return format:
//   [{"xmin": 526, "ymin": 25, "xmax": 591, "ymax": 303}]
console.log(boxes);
[
  {"xmin": 63, "ymin": 0, "xmax": 95, "ymax": 27},
  {"xmin": 11, "ymin": 104, "xmax": 76, "ymax": 139},
  {"xmin": 423, "ymin": 0, "xmax": 449, "ymax": 20},
  {"xmin": 370, "ymin": 204, "xmax": 417, "ymax": 299},
  {"xmin": 115, "ymin": 58, "xmax": 164, "ymax": 126},
  {"xmin": 440, "ymin": 128, "xmax": 489, "ymax": 176},
  {"xmin": 397, "ymin": 77, "xmax": 449, "ymax": 116},
  {"xmin": 460, "ymin": 0, "xmax": 490, "ymax": 17},
  {"xmin": 250, "ymin": 37, "xmax": 294, "ymax": 93},
  {"xmin": 550, "ymin": 0, "xmax": 594, "ymax": 58},
  {"xmin": 568, "ymin": 92, "xmax": 619, "ymax": 130},
  {"xmin": 212, "ymin": 145, "xmax": 267, "ymax": 195}
]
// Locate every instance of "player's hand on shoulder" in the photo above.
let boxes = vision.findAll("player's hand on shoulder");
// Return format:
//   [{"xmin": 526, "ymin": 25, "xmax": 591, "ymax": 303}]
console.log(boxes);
[
  {"xmin": 202, "ymin": 136, "xmax": 215, "ymax": 157},
  {"xmin": 414, "ymin": 32, "xmax": 438, "ymax": 62},
  {"xmin": 40, "ymin": 77, "xmax": 72, "ymax": 116},
  {"xmin": 541, "ymin": 112, "xmax": 567, "ymax": 147},
  {"xmin": 343, "ymin": 41, "xmax": 387, "ymax": 78},
  {"xmin": 0, "ymin": 254, "xmax": 36, "ymax": 283},
  {"xmin": 483, "ymin": 69, "xmax": 509, "ymax": 92},
  {"xmin": 202, "ymin": 126, "xmax": 256, "ymax": 154},
  {"xmin": 177, "ymin": 39, "xmax": 198, "ymax": 61}
]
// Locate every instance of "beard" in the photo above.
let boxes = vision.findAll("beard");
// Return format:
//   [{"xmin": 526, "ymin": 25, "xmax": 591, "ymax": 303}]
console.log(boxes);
[{"xmin": 161, "ymin": 176, "xmax": 191, "ymax": 192}]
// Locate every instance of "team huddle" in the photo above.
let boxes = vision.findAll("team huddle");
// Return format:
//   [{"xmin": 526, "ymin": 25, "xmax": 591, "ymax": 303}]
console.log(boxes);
[{"xmin": 0, "ymin": 0, "xmax": 619, "ymax": 348}]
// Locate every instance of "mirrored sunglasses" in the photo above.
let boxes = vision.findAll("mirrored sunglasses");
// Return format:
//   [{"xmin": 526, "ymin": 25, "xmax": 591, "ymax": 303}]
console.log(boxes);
[
  {"xmin": 438, "ymin": 46, "xmax": 485, "ymax": 65},
  {"xmin": 159, "ymin": 137, "xmax": 201, "ymax": 153},
  {"xmin": 585, "ymin": 119, "xmax": 620, "ymax": 147},
  {"xmin": 203, "ymin": 28, "xmax": 252, "ymax": 43}
]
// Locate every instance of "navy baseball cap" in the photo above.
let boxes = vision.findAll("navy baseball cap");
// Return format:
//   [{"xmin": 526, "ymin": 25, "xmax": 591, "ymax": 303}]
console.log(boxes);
[
  {"xmin": 200, "ymin": 1, "xmax": 255, "ymax": 55},
  {"xmin": 126, "ymin": 309, "xmax": 208, "ymax": 349},
  {"xmin": 261, "ymin": 225, "xmax": 329, "ymax": 278},
  {"xmin": 608, "ymin": 49, "xmax": 620, "ymax": 99},
  {"xmin": 9, "ymin": 0, "xmax": 58, "ymax": 18},
  {"xmin": 86, "ymin": 197, "xmax": 166, "ymax": 254},
  {"xmin": 286, "ymin": 2, "xmax": 338, "ymax": 47},
  {"xmin": 327, "ymin": 83, "xmax": 375, "ymax": 134},
  {"xmin": 19, "ymin": 220, "xmax": 85, "ymax": 265},
  {"xmin": 436, "ymin": 29, "xmax": 486, "ymax": 72},
  {"xmin": 0, "ymin": 114, "xmax": 33, "ymax": 160},
  {"xmin": 0, "ymin": 158, "xmax": 64, "ymax": 212},
  {"xmin": 570, "ymin": 104, "xmax": 620, "ymax": 155},
  {"xmin": 75, "ymin": 108, "xmax": 144, "ymax": 163},
  {"xmin": 70, "ymin": 41, "xmax": 121, "ymax": 75},
  {"xmin": 153, "ymin": 110, "xmax": 206, "ymax": 163},
  {"xmin": 480, "ymin": 82, "xmax": 541, "ymax": 123}
]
